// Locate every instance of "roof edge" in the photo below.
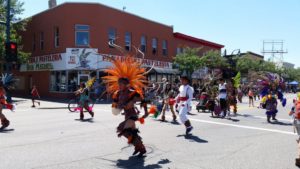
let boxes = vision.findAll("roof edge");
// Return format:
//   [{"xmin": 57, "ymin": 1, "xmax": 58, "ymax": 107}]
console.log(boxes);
[
  {"xmin": 174, "ymin": 32, "xmax": 224, "ymax": 49},
  {"xmin": 23, "ymin": 2, "xmax": 173, "ymax": 29}
]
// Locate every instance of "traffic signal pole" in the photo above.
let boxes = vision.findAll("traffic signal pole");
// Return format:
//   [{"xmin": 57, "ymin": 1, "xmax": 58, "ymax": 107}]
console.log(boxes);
[{"xmin": 6, "ymin": 0, "xmax": 11, "ymax": 43}]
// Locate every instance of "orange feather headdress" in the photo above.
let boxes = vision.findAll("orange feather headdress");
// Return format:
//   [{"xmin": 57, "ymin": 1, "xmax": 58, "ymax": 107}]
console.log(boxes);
[{"xmin": 102, "ymin": 57, "xmax": 148, "ymax": 96}]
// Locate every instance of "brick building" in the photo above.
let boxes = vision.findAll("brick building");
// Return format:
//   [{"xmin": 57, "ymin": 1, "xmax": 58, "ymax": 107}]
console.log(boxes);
[{"xmin": 15, "ymin": 2, "xmax": 223, "ymax": 98}]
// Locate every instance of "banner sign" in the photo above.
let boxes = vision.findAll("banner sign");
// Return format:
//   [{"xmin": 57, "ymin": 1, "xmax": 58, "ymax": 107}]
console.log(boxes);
[{"xmin": 21, "ymin": 48, "xmax": 174, "ymax": 71}]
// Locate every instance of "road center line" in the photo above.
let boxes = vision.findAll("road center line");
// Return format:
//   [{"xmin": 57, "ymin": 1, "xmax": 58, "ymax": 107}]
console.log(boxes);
[{"xmin": 188, "ymin": 117, "xmax": 296, "ymax": 136}]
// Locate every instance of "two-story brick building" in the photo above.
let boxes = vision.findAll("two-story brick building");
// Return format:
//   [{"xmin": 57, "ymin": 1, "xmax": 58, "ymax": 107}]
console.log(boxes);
[{"xmin": 15, "ymin": 2, "xmax": 223, "ymax": 98}]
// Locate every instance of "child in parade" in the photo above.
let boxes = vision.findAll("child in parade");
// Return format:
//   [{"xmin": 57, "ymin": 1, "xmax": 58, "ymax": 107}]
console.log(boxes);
[
  {"xmin": 161, "ymin": 83, "xmax": 177, "ymax": 122},
  {"xmin": 75, "ymin": 82, "xmax": 94, "ymax": 120},
  {"xmin": 218, "ymin": 78, "xmax": 228, "ymax": 118},
  {"xmin": 31, "ymin": 85, "xmax": 40, "ymax": 107},
  {"xmin": 248, "ymin": 88, "xmax": 255, "ymax": 107}
]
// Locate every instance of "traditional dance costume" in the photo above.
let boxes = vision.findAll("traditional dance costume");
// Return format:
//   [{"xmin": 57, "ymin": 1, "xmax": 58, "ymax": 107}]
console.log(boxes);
[
  {"xmin": 176, "ymin": 83, "xmax": 194, "ymax": 134},
  {"xmin": 103, "ymin": 57, "xmax": 149, "ymax": 157}
]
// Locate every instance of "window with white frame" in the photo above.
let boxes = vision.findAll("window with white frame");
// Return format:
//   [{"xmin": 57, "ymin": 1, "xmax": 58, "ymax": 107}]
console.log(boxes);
[
  {"xmin": 125, "ymin": 32, "xmax": 131, "ymax": 51},
  {"xmin": 75, "ymin": 24, "xmax": 90, "ymax": 46},
  {"xmin": 40, "ymin": 32, "xmax": 44, "ymax": 50},
  {"xmin": 162, "ymin": 40, "xmax": 168, "ymax": 56},
  {"xmin": 141, "ymin": 35, "xmax": 147, "ymax": 53},
  {"xmin": 108, "ymin": 27, "xmax": 116, "ymax": 47},
  {"xmin": 54, "ymin": 27, "xmax": 59, "ymax": 47},
  {"xmin": 152, "ymin": 38, "xmax": 157, "ymax": 55}
]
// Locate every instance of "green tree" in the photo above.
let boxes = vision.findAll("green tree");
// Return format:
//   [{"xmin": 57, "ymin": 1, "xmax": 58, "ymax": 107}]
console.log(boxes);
[
  {"xmin": 200, "ymin": 50, "xmax": 229, "ymax": 69},
  {"xmin": 173, "ymin": 47, "xmax": 203, "ymax": 77},
  {"xmin": 0, "ymin": 0, "xmax": 30, "ymax": 64},
  {"xmin": 235, "ymin": 56, "xmax": 259, "ymax": 73}
]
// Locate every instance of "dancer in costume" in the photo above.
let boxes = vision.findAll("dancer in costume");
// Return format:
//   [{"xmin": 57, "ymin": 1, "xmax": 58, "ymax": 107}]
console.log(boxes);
[
  {"xmin": 74, "ymin": 82, "xmax": 94, "ymax": 120},
  {"xmin": 161, "ymin": 83, "xmax": 177, "ymax": 122},
  {"xmin": 265, "ymin": 94, "xmax": 278, "ymax": 123},
  {"xmin": 289, "ymin": 93, "xmax": 300, "ymax": 167},
  {"xmin": 227, "ymin": 80, "xmax": 238, "ymax": 116},
  {"xmin": 103, "ymin": 57, "xmax": 149, "ymax": 157},
  {"xmin": 0, "ymin": 82, "xmax": 10, "ymax": 129},
  {"xmin": 175, "ymin": 76, "xmax": 194, "ymax": 135},
  {"xmin": 0, "ymin": 74, "xmax": 17, "ymax": 130},
  {"xmin": 249, "ymin": 71, "xmax": 286, "ymax": 122}
]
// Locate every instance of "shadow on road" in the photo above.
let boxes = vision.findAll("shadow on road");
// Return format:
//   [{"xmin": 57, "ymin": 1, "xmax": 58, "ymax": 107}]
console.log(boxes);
[
  {"xmin": 154, "ymin": 119, "xmax": 181, "ymax": 125},
  {"xmin": 271, "ymin": 121, "xmax": 292, "ymax": 126},
  {"xmin": 74, "ymin": 118, "xmax": 94, "ymax": 123},
  {"xmin": 0, "ymin": 128, "xmax": 14, "ymax": 133},
  {"xmin": 177, "ymin": 134, "xmax": 208, "ymax": 143},
  {"xmin": 38, "ymin": 107, "xmax": 67, "ymax": 109},
  {"xmin": 116, "ymin": 156, "xmax": 171, "ymax": 169}
]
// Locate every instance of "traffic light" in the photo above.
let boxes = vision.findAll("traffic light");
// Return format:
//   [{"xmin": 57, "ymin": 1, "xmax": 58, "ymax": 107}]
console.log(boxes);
[{"xmin": 5, "ymin": 42, "xmax": 18, "ymax": 62}]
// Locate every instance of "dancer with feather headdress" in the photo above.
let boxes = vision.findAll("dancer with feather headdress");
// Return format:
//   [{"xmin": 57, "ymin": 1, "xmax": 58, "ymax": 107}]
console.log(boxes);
[
  {"xmin": 102, "ymin": 56, "xmax": 149, "ymax": 157},
  {"xmin": 249, "ymin": 71, "xmax": 286, "ymax": 123},
  {"xmin": 0, "ymin": 74, "xmax": 17, "ymax": 130}
]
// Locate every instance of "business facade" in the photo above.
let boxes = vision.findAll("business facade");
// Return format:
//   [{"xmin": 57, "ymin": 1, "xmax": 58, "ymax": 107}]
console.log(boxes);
[{"xmin": 15, "ymin": 2, "xmax": 223, "ymax": 98}]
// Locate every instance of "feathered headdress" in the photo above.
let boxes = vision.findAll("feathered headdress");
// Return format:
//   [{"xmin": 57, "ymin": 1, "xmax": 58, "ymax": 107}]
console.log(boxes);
[
  {"xmin": 250, "ymin": 71, "xmax": 286, "ymax": 107},
  {"xmin": 0, "ymin": 73, "xmax": 18, "ymax": 89},
  {"xmin": 102, "ymin": 56, "xmax": 147, "ymax": 96},
  {"xmin": 233, "ymin": 72, "xmax": 241, "ymax": 88}
]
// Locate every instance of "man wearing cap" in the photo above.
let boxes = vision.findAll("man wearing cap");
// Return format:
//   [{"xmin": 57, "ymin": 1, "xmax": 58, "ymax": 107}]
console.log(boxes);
[{"xmin": 175, "ymin": 76, "xmax": 194, "ymax": 135}]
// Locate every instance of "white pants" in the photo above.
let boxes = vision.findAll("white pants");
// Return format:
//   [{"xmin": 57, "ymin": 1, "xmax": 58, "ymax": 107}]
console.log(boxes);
[{"xmin": 178, "ymin": 103, "xmax": 189, "ymax": 123}]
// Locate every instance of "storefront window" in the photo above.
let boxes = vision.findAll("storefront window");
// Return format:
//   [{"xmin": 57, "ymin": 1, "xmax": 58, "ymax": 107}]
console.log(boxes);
[
  {"xmin": 50, "ymin": 71, "xmax": 68, "ymax": 92},
  {"xmin": 68, "ymin": 70, "xmax": 78, "ymax": 92}
]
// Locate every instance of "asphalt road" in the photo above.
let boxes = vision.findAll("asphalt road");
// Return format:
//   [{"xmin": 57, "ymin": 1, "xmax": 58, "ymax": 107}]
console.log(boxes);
[{"xmin": 0, "ymin": 94, "xmax": 299, "ymax": 169}]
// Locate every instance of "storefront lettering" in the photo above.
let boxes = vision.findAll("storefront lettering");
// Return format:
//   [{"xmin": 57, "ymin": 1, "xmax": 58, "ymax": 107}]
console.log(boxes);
[
  {"xmin": 26, "ymin": 64, "xmax": 35, "ymax": 71},
  {"xmin": 29, "ymin": 54, "xmax": 62, "ymax": 63},
  {"xmin": 101, "ymin": 54, "xmax": 171, "ymax": 69},
  {"xmin": 35, "ymin": 63, "xmax": 54, "ymax": 70}
]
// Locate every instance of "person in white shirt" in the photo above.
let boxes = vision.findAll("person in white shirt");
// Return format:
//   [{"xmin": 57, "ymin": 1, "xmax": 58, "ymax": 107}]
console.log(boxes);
[
  {"xmin": 176, "ymin": 76, "xmax": 194, "ymax": 135},
  {"xmin": 218, "ymin": 78, "xmax": 228, "ymax": 117}
]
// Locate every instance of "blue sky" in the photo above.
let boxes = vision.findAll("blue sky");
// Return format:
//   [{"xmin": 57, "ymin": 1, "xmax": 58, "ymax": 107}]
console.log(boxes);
[{"xmin": 21, "ymin": 0, "xmax": 300, "ymax": 67}]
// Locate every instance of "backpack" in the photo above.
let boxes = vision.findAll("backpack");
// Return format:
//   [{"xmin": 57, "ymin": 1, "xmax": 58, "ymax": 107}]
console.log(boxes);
[{"xmin": 295, "ymin": 101, "xmax": 300, "ymax": 120}]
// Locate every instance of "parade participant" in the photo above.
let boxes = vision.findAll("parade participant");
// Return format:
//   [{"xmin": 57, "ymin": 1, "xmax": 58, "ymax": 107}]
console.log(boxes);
[
  {"xmin": 248, "ymin": 88, "xmax": 255, "ymax": 107},
  {"xmin": 228, "ymin": 79, "xmax": 238, "ymax": 116},
  {"xmin": 237, "ymin": 87, "xmax": 243, "ymax": 103},
  {"xmin": 31, "ymin": 85, "xmax": 40, "ymax": 107},
  {"xmin": 74, "ymin": 82, "xmax": 94, "ymax": 120},
  {"xmin": 218, "ymin": 78, "xmax": 228, "ymax": 118},
  {"xmin": 175, "ymin": 76, "xmax": 194, "ymax": 135},
  {"xmin": 0, "ymin": 82, "xmax": 10, "ymax": 129},
  {"xmin": 161, "ymin": 83, "xmax": 177, "ymax": 122},
  {"xmin": 265, "ymin": 94, "xmax": 278, "ymax": 123},
  {"xmin": 102, "ymin": 57, "xmax": 149, "ymax": 157},
  {"xmin": 289, "ymin": 93, "xmax": 300, "ymax": 167},
  {"xmin": 0, "ymin": 74, "xmax": 17, "ymax": 130}
]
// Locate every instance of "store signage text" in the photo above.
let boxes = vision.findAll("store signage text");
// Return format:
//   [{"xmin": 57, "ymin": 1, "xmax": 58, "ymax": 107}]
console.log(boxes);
[
  {"xmin": 29, "ymin": 54, "xmax": 62, "ymax": 63},
  {"xmin": 101, "ymin": 54, "xmax": 171, "ymax": 69}
]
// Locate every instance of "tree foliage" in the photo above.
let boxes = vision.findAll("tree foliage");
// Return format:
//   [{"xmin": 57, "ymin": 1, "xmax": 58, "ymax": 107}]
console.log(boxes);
[
  {"xmin": 173, "ymin": 47, "xmax": 203, "ymax": 77},
  {"xmin": 0, "ymin": 0, "xmax": 30, "ymax": 64},
  {"xmin": 200, "ymin": 50, "xmax": 229, "ymax": 69}
]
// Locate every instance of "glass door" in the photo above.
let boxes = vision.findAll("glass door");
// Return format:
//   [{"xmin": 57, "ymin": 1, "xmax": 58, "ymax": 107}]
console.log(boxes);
[{"xmin": 78, "ymin": 74, "xmax": 89, "ymax": 85}]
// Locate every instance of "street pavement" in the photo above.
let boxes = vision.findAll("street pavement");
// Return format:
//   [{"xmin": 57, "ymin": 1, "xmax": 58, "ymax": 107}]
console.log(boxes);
[{"xmin": 0, "ymin": 94, "xmax": 299, "ymax": 169}]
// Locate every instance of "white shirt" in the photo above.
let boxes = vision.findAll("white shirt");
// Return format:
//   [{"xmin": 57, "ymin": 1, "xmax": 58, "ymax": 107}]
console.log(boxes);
[
  {"xmin": 176, "ymin": 85, "xmax": 194, "ymax": 106},
  {"xmin": 219, "ymin": 83, "xmax": 227, "ymax": 99}
]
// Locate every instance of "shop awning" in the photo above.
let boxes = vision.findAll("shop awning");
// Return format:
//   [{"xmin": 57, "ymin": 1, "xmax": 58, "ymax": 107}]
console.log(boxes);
[{"xmin": 147, "ymin": 67, "xmax": 180, "ymax": 74}]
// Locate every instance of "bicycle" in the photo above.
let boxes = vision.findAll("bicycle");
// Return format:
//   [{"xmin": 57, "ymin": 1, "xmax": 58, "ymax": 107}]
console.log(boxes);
[{"xmin": 67, "ymin": 96, "xmax": 94, "ymax": 112}]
